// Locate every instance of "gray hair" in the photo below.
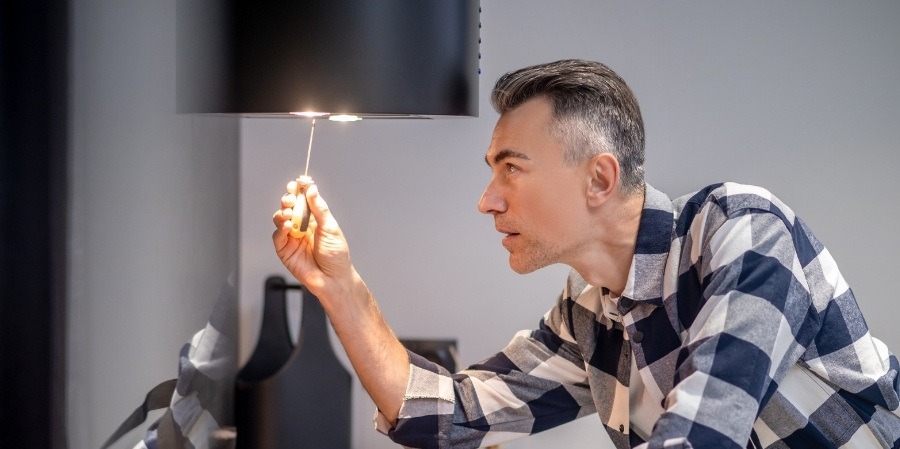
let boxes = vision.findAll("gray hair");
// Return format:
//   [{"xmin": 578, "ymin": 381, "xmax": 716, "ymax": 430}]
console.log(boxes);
[{"xmin": 491, "ymin": 59, "xmax": 645, "ymax": 195}]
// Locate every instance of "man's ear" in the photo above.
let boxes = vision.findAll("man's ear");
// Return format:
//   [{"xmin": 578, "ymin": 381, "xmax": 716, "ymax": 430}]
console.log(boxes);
[{"xmin": 586, "ymin": 153, "xmax": 619, "ymax": 207}]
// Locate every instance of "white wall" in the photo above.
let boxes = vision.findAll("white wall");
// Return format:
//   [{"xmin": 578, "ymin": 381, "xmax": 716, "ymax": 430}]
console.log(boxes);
[
  {"xmin": 240, "ymin": 1, "xmax": 900, "ymax": 448},
  {"xmin": 68, "ymin": 1, "xmax": 240, "ymax": 448}
]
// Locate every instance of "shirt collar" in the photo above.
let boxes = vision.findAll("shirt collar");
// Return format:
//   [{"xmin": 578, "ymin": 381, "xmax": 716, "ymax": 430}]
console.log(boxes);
[{"xmin": 620, "ymin": 184, "xmax": 674, "ymax": 307}]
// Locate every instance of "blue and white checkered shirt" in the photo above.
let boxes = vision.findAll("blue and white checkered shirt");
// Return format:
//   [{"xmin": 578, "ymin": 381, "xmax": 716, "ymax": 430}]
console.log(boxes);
[{"xmin": 376, "ymin": 183, "xmax": 900, "ymax": 448}]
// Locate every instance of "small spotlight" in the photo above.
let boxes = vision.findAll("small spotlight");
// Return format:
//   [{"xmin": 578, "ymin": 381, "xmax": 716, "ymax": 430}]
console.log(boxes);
[
  {"xmin": 290, "ymin": 111, "xmax": 330, "ymax": 117},
  {"xmin": 328, "ymin": 114, "xmax": 362, "ymax": 122}
]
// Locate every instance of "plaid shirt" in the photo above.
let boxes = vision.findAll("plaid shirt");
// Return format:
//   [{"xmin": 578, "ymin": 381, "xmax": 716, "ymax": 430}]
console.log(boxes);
[{"xmin": 376, "ymin": 183, "xmax": 900, "ymax": 448}]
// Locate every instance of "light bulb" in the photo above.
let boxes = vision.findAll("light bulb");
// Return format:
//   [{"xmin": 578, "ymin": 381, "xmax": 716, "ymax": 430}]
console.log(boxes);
[
  {"xmin": 290, "ymin": 111, "xmax": 330, "ymax": 117},
  {"xmin": 328, "ymin": 114, "xmax": 362, "ymax": 122}
]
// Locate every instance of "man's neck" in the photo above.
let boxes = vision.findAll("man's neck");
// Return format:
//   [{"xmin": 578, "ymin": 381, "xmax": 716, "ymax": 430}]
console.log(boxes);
[{"xmin": 570, "ymin": 191, "xmax": 644, "ymax": 296}]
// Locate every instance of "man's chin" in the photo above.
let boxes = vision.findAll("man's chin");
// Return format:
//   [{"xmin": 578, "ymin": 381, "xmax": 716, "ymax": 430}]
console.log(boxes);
[{"xmin": 508, "ymin": 255, "xmax": 545, "ymax": 274}]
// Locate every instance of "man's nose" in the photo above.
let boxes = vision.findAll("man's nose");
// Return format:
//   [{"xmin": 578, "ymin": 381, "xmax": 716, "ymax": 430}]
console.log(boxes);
[{"xmin": 478, "ymin": 181, "xmax": 506, "ymax": 215}]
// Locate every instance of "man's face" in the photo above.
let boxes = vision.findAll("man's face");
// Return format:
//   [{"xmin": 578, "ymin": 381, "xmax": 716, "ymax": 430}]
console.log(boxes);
[{"xmin": 479, "ymin": 97, "xmax": 591, "ymax": 273}]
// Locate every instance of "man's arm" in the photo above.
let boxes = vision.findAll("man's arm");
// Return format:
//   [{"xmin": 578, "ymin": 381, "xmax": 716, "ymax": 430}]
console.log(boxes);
[
  {"xmin": 382, "ymin": 313, "xmax": 597, "ymax": 449},
  {"xmin": 639, "ymin": 210, "xmax": 816, "ymax": 448},
  {"xmin": 642, "ymin": 206, "xmax": 899, "ymax": 448},
  {"xmin": 273, "ymin": 182, "xmax": 596, "ymax": 448},
  {"xmin": 272, "ymin": 181, "xmax": 409, "ymax": 425}
]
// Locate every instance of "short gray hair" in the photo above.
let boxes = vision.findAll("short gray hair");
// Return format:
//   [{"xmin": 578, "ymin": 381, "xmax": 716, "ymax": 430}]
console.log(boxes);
[{"xmin": 491, "ymin": 59, "xmax": 645, "ymax": 195}]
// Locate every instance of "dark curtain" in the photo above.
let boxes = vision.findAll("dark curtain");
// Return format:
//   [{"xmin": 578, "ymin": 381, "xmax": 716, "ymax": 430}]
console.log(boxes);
[{"xmin": 0, "ymin": 0, "xmax": 69, "ymax": 448}]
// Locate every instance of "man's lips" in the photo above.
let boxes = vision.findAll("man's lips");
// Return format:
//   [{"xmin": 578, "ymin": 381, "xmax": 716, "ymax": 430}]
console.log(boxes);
[{"xmin": 497, "ymin": 228, "xmax": 520, "ymax": 246}]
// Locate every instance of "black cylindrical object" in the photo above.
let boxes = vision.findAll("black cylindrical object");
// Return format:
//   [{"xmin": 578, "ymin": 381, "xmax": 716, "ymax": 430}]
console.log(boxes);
[
  {"xmin": 235, "ymin": 276, "xmax": 352, "ymax": 449},
  {"xmin": 177, "ymin": 0, "xmax": 481, "ymax": 117}
]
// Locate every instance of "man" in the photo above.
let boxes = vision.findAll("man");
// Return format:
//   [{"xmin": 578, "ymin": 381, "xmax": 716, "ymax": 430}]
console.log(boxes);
[{"xmin": 273, "ymin": 60, "xmax": 900, "ymax": 448}]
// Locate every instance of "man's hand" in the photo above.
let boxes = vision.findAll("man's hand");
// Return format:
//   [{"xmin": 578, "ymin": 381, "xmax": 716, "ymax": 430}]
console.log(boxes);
[
  {"xmin": 271, "ymin": 180, "xmax": 411, "ymax": 426},
  {"xmin": 272, "ymin": 180, "xmax": 354, "ymax": 302}
]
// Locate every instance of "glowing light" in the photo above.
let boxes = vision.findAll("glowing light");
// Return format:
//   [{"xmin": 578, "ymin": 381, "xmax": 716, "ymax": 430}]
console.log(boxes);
[
  {"xmin": 290, "ymin": 111, "xmax": 330, "ymax": 117},
  {"xmin": 328, "ymin": 114, "xmax": 362, "ymax": 122}
]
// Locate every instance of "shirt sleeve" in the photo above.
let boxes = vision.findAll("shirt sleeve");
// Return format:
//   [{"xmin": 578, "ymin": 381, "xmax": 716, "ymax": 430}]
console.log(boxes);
[
  {"xmin": 375, "ymin": 299, "xmax": 596, "ymax": 449},
  {"xmin": 641, "ymin": 209, "xmax": 812, "ymax": 448},
  {"xmin": 640, "ymin": 207, "xmax": 900, "ymax": 449}
]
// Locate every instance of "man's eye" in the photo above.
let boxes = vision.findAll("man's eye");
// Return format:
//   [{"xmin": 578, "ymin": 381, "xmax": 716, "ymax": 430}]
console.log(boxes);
[{"xmin": 506, "ymin": 163, "xmax": 519, "ymax": 173}]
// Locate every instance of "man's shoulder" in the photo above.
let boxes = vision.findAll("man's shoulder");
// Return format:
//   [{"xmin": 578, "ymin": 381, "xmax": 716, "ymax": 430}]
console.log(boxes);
[{"xmin": 672, "ymin": 182, "xmax": 795, "ymax": 223}]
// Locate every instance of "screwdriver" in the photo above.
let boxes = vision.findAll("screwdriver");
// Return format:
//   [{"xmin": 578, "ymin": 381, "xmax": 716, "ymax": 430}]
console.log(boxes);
[{"xmin": 289, "ymin": 119, "xmax": 316, "ymax": 238}]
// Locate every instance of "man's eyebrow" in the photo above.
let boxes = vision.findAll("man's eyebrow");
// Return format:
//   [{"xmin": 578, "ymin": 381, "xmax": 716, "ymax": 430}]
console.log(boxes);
[{"xmin": 484, "ymin": 149, "xmax": 531, "ymax": 167}]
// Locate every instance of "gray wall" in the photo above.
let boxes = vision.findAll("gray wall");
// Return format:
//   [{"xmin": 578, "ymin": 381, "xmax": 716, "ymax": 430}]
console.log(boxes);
[
  {"xmin": 63, "ymin": 1, "xmax": 900, "ymax": 448},
  {"xmin": 68, "ymin": 1, "xmax": 240, "ymax": 448},
  {"xmin": 239, "ymin": 1, "xmax": 900, "ymax": 449}
]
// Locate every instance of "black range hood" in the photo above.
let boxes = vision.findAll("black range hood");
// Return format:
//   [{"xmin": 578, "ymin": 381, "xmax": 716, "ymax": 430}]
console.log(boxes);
[{"xmin": 177, "ymin": 0, "xmax": 481, "ymax": 118}]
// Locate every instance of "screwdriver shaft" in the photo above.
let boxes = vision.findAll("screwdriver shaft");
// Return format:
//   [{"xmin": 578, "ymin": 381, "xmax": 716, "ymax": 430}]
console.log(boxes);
[{"xmin": 304, "ymin": 118, "xmax": 316, "ymax": 177}]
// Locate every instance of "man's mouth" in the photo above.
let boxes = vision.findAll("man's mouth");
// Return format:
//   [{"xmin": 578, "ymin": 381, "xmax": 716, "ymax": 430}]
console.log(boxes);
[{"xmin": 499, "ymin": 230, "xmax": 519, "ymax": 246}]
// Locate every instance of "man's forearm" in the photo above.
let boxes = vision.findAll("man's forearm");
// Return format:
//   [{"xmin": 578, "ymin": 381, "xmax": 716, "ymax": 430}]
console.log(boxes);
[
  {"xmin": 318, "ymin": 270, "xmax": 410, "ymax": 427},
  {"xmin": 273, "ymin": 183, "xmax": 410, "ymax": 426}
]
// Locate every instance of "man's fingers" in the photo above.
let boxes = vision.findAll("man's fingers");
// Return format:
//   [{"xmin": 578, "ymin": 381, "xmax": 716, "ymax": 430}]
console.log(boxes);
[
  {"xmin": 286, "ymin": 180, "xmax": 299, "ymax": 196},
  {"xmin": 272, "ymin": 218, "xmax": 292, "ymax": 249},
  {"xmin": 282, "ymin": 192, "xmax": 297, "ymax": 209},
  {"xmin": 272, "ymin": 209, "xmax": 283, "ymax": 228},
  {"xmin": 273, "ymin": 207, "xmax": 294, "ymax": 228},
  {"xmin": 305, "ymin": 184, "xmax": 333, "ymax": 228}
]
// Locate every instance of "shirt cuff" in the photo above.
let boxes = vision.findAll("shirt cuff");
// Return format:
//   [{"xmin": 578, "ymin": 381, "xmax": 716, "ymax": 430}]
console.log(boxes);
[
  {"xmin": 373, "ymin": 407, "xmax": 394, "ymax": 435},
  {"xmin": 372, "ymin": 350, "xmax": 456, "ymax": 436}
]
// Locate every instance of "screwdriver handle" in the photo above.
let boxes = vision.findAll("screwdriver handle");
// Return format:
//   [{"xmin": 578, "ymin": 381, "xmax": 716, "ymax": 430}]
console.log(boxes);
[{"xmin": 289, "ymin": 176, "xmax": 315, "ymax": 238}]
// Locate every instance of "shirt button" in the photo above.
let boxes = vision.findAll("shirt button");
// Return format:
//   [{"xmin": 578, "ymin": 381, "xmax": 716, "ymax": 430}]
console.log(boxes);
[
  {"xmin": 619, "ymin": 424, "xmax": 625, "ymax": 433},
  {"xmin": 632, "ymin": 331, "xmax": 644, "ymax": 343}
]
